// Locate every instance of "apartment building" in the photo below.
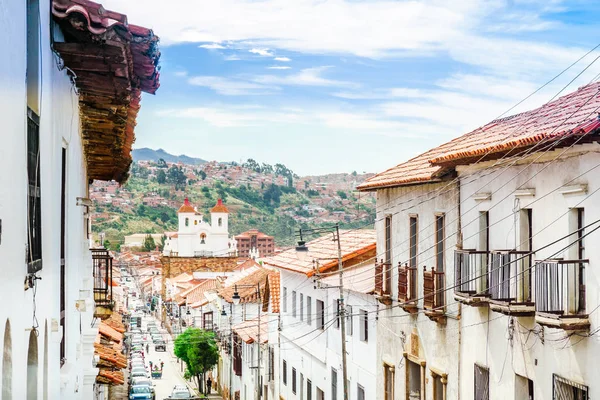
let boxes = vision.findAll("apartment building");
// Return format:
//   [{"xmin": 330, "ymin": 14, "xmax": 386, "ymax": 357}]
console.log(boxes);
[{"xmin": 236, "ymin": 229, "xmax": 276, "ymax": 258}]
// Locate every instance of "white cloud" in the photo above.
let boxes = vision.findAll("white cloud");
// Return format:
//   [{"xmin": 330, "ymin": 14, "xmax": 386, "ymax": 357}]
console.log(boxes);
[
  {"xmin": 158, "ymin": 106, "xmax": 303, "ymax": 127},
  {"xmin": 224, "ymin": 55, "xmax": 242, "ymax": 61},
  {"xmin": 249, "ymin": 48, "xmax": 274, "ymax": 57},
  {"xmin": 332, "ymin": 87, "xmax": 427, "ymax": 100},
  {"xmin": 267, "ymin": 66, "xmax": 292, "ymax": 70},
  {"xmin": 199, "ymin": 43, "xmax": 226, "ymax": 49},
  {"xmin": 173, "ymin": 70, "xmax": 188, "ymax": 78},
  {"xmin": 274, "ymin": 57, "xmax": 291, "ymax": 62},
  {"xmin": 255, "ymin": 66, "xmax": 356, "ymax": 87},
  {"xmin": 187, "ymin": 76, "xmax": 276, "ymax": 96}
]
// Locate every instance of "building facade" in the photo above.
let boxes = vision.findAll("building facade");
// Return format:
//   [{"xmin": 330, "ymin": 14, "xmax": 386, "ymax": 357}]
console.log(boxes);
[
  {"xmin": 235, "ymin": 229, "xmax": 276, "ymax": 258},
  {"xmin": 163, "ymin": 198, "xmax": 238, "ymax": 257},
  {"xmin": 0, "ymin": 0, "xmax": 159, "ymax": 398}
]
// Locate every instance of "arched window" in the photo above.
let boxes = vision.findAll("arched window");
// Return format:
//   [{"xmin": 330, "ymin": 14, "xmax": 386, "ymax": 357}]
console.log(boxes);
[
  {"xmin": 27, "ymin": 329, "xmax": 38, "ymax": 400},
  {"xmin": 218, "ymin": 218, "xmax": 222, "ymax": 227},
  {"xmin": 200, "ymin": 233, "xmax": 206, "ymax": 244},
  {"xmin": 2, "ymin": 319, "xmax": 12, "ymax": 400},
  {"xmin": 185, "ymin": 218, "xmax": 189, "ymax": 227},
  {"xmin": 194, "ymin": 220, "xmax": 198, "ymax": 225}
]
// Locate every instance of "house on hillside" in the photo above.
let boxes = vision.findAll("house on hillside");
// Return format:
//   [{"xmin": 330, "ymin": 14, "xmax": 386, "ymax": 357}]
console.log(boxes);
[
  {"xmin": 163, "ymin": 198, "xmax": 238, "ymax": 257},
  {"xmin": 235, "ymin": 229, "xmax": 276, "ymax": 258},
  {"xmin": 262, "ymin": 230, "xmax": 379, "ymax": 400},
  {"xmin": 0, "ymin": 0, "xmax": 159, "ymax": 399},
  {"xmin": 358, "ymin": 81, "xmax": 600, "ymax": 399}
]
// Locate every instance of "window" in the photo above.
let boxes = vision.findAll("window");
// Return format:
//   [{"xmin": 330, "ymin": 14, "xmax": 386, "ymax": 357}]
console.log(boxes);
[
  {"xmin": 185, "ymin": 217, "xmax": 189, "ymax": 226},
  {"xmin": 233, "ymin": 334, "xmax": 242, "ymax": 376},
  {"xmin": 300, "ymin": 294, "xmax": 304, "ymax": 321},
  {"xmin": 306, "ymin": 296, "xmax": 312, "ymax": 325},
  {"xmin": 384, "ymin": 215, "xmax": 392, "ymax": 293},
  {"xmin": 292, "ymin": 291, "xmax": 297, "ymax": 317},
  {"xmin": 571, "ymin": 208, "xmax": 586, "ymax": 313},
  {"xmin": 408, "ymin": 361, "xmax": 421, "ymax": 400},
  {"xmin": 553, "ymin": 374, "xmax": 587, "ymax": 400},
  {"xmin": 331, "ymin": 368, "xmax": 338, "ymax": 400},
  {"xmin": 359, "ymin": 310, "xmax": 368, "ymax": 342},
  {"xmin": 316, "ymin": 300, "xmax": 325, "ymax": 330},
  {"xmin": 282, "ymin": 360, "xmax": 287, "ymax": 385},
  {"xmin": 268, "ymin": 347, "xmax": 275, "ymax": 381},
  {"xmin": 357, "ymin": 384, "xmax": 365, "ymax": 400},
  {"xmin": 202, "ymin": 312, "xmax": 213, "ymax": 330},
  {"xmin": 409, "ymin": 216, "xmax": 418, "ymax": 268},
  {"xmin": 218, "ymin": 217, "xmax": 223, "ymax": 227},
  {"xmin": 317, "ymin": 387, "xmax": 325, "ymax": 400},
  {"xmin": 515, "ymin": 374, "xmax": 534, "ymax": 400},
  {"xmin": 27, "ymin": 108, "xmax": 42, "ymax": 273},
  {"xmin": 27, "ymin": 0, "xmax": 41, "ymax": 114},
  {"xmin": 194, "ymin": 220, "xmax": 198, "ymax": 225},
  {"xmin": 200, "ymin": 233, "xmax": 206, "ymax": 244},
  {"xmin": 335, "ymin": 299, "xmax": 341, "ymax": 329},
  {"xmin": 346, "ymin": 305, "xmax": 353, "ymax": 336},
  {"xmin": 292, "ymin": 367, "xmax": 297, "ymax": 394},
  {"xmin": 474, "ymin": 364, "xmax": 489, "ymax": 400},
  {"xmin": 384, "ymin": 364, "xmax": 394, "ymax": 400},
  {"xmin": 307, "ymin": 379, "xmax": 312, "ymax": 400},
  {"xmin": 283, "ymin": 287, "xmax": 288, "ymax": 313},
  {"xmin": 479, "ymin": 211, "xmax": 489, "ymax": 252},
  {"xmin": 435, "ymin": 214, "xmax": 445, "ymax": 271}
]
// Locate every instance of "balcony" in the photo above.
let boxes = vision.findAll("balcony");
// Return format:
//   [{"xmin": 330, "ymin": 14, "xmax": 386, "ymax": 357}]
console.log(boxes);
[
  {"xmin": 375, "ymin": 260, "xmax": 393, "ymax": 305},
  {"xmin": 535, "ymin": 259, "xmax": 589, "ymax": 331},
  {"xmin": 92, "ymin": 249, "xmax": 114, "ymax": 320},
  {"xmin": 454, "ymin": 250, "xmax": 490, "ymax": 306},
  {"xmin": 398, "ymin": 263, "xmax": 418, "ymax": 313},
  {"xmin": 487, "ymin": 250, "xmax": 535, "ymax": 316},
  {"xmin": 423, "ymin": 267, "xmax": 446, "ymax": 323}
]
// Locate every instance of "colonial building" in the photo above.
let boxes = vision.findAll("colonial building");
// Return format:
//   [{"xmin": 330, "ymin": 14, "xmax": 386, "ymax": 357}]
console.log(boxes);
[
  {"xmin": 262, "ymin": 230, "xmax": 379, "ymax": 400},
  {"xmin": 235, "ymin": 229, "xmax": 276, "ymax": 258},
  {"xmin": 163, "ymin": 198, "xmax": 238, "ymax": 258},
  {"xmin": 0, "ymin": 0, "xmax": 159, "ymax": 399}
]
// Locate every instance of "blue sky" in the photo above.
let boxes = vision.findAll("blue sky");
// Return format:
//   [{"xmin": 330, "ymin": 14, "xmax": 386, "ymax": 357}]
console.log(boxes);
[{"xmin": 104, "ymin": 0, "xmax": 600, "ymax": 175}]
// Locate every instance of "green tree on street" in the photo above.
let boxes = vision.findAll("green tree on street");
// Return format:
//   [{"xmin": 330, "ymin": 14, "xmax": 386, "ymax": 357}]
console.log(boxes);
[{"xmin": 174, "ymin": 328, "xmax": 219, "ymax": 393}]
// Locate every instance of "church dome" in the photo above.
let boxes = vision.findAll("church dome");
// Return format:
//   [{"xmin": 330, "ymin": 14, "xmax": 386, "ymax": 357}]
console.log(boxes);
[
  {"xmin": 211, "ymin": 198, "xmax": 230, "ymax": 213},
  {"xmin": 178, "ymin": 198, "xmax": 196, "ymax": 213}
]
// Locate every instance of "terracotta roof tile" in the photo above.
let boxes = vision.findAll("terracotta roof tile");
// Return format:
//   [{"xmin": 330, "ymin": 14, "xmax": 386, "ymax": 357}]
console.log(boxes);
[
  {"xmin": 178, "ymin": 198, "xmax": 196, "ymax": 213},
  {"xmin": 262, "ymin": 230, "xmax": 376, "ymax": 276},
  {"xmin": 96, "ymin": 369, "xmax": 125, "ymax": 385},
  {"xmin": 177, "ymin": 279, "xmax": 217, "ymax": 306},
  {"xmin": 358, "ymin": 82, "xmax": 600, "ymax": 190},
  {"xmin": 232, "ymin": 316, "xmax": 269, "ymax": 344},
  {"xmin": 218, "ymin": 268, "xmax": 271, "ymax": 303},
  {"xmin": 98, "ymin": 322, "xmax": 123, "ymax": 343},
  {"xmin": 211, "ymin": 199, "xmax": 230, "ymax": 213},
  {"xmin": 263, "ymin": 272, "xmax": 280, "ymax": 313}
]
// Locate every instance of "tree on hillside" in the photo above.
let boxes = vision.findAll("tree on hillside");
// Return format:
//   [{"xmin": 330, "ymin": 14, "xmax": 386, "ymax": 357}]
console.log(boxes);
[
  {"xmin": 157, "ymin": 169, "xmax": 167, "ymax": 184},
  {"xmin": 261, "ymin": 163, "xmax": 273, "ymax": 174},
  {"xmin": 243, "ymin": 158, "xmax": 261, "ymax": 172},
  {"xmin": 174, "ymin": 328, "xmax": 219, "ymax": 393},
  {"xmin": 263, "ymin": 184, "xmax": 282, "ymax": 207},
  {"xmin": 337, "ymin": 190, "xmax": 348, "ymax": 199},
  {"xmin": 159, "ymin": 234, "xmax": 167, "ymax": 251},
  {"xmin": 143, "ymin": 234, "xmax": 156, "ymax": 252},
  {"xmin": 199, "ymin": 170, "xmax": 207, "ymax": 180},
  {"xmin": 157, "ymin": 158, "xmax": 168, "ymax": 168},
  {"xmin": 167, "ymin": 165, "xmax": 187, "ymax": 190}
]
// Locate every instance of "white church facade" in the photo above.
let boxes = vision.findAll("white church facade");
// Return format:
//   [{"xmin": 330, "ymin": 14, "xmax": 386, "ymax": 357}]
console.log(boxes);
[{"xmin": 163, "ymin": 198, "xmax": 238, "ymax": 257}]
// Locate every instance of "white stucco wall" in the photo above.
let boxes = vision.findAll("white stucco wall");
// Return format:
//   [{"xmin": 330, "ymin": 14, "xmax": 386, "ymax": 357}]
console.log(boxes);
[
  {"xmin": 374, "ymin": 181, "xmax": 460, "ymax": 400},
  {"xmin": 0, "ymin": 1, "xmax": 98, "ymax": 398},
  {"xmin": 458, "ymin": 144, "xmax": 600, "ymax": 399},
  {"xmin": 278, "ymin": 269, "xmax": 378, "ymax": 400}
]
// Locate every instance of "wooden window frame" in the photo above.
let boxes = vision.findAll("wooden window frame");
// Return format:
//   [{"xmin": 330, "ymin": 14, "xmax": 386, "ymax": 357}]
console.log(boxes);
[
  {"xmin": 430, "ymin": 368, "xmax": 448, "ymax": 400},
  {"xmin": 383, "ymin": 363, "xmax": 395, "ymax": 400},
  {"xmin": 403, "ymin": 353, "xmax": 426, "ymax": 400},
  {"xmin": 435, "ymin": 214, "xmax": 445, "ymax": 272}
]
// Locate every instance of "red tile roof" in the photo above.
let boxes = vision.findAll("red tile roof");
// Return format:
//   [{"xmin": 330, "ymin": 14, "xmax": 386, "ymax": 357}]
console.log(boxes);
[
  {"xmin": 178, "ymin": 198, "xmax": 196, "ymax": 213},
  {"xmin": 262, "ymin": 272, "xmax": 281, "ymax": 313},
  {"xmin": 51, "ymin": 0, "xmax": 160, "ymax": 182},
  {"xmin": 218, "ymin": 268, "xmax": 271, "ymax": 303},
  {"xmin": 177, "ymin": 279, "xmax": 217, "ymax": 306},
  {"xmin": 232, "ymin": 317, "xmax": 269, "ymax": 344},
  {"xmin": 98, "ymin": 322, "xmax": 123, "ymax": 343},
  {"xmin": 262, "ymin": 230, "xmax": 376, "ymax": 276},
  {"xmin": 358, "ymin": 82, "xmax": 600, "ymax": 191},
  {"xmin": 235, "ymin": 229, "xmax": 274, "ymax": 240},
  {"xmin": 96, "ymin": 369, "xmax": 125, "ymax": 385},
  {"xmin": 211, "ymin": 199, "xmax": 230, "ymax": 213}
]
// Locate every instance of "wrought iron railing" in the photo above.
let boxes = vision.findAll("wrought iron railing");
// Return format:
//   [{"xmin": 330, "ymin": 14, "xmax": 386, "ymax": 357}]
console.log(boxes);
[
  {"xmin": 454, "ymin": 250, "xmax": 489, "ymax": 295},
  {"xmin": 535, "ymin": 259, "xmax": 588, "ymax": 315},
  {"xmin": 424, "ymin": 267, "xmax": 445, "ymax": 311},
  {"xmin": 488, "ymin": 250, "xmax": 532, "ymax": 303},
  {"xmin": 398, "ymin": 263, "xmax": 417, "ymax": 303},
  {"xmin": 92, "ymin": 249, "xmax": 113, "ymax": 307}
]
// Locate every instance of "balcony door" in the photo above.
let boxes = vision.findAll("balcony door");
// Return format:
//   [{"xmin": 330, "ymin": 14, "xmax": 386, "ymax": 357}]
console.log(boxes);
[{"xmin": 60, "ymin": 148, "xmax": 66, "ymax": 366}]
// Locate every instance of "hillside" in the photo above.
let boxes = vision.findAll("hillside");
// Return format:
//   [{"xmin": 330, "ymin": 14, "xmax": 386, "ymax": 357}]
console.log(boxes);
[
  {"xmin": 132, "ymin": 147, "xmax": 207, "ymax": 165},
  {"xmin": 90, "ymin": 159, "xmax": 376, "ymax": 249}
]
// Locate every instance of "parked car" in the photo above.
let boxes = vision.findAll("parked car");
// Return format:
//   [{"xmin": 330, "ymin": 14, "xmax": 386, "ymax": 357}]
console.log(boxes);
[
  {"xmin": 129, "ymin": 370, "xmax": 150, "ymax": 382},
  {"xmin": 130, "ymin": 378, "xmax": 155, "ymax": 400},
  {"xmin": 129, "ymin": 384, "xmax": 153, "ymax": 400},
  {"xmin": 164, "ymin": 385, "xmax": 200, "ymax": 400},
  {"xmin": 154, "ymin": 339, "xmax": 166, "ymax": 352}
]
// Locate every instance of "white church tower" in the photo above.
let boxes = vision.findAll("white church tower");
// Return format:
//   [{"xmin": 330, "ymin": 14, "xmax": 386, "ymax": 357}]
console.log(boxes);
[{"xmin": 162, "ymin": 198, "xmax": 237, "ymax": 257}]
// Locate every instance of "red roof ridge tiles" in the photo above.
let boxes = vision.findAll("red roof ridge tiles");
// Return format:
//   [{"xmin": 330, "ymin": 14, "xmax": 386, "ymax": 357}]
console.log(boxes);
[
  {"xmin": 358, "ymin": 81, "xmax": 600, "ymax": 191},
  {"xmin": 211, "ymin": 198, "xmax": 230, "ymax": 213},
  {"xmin": 178, "ymin": 198, "xmax": 196, "ymax": 213}
]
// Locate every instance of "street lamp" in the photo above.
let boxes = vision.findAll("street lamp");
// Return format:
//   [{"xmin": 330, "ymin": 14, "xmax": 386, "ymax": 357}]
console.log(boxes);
[{"xmin": 295, "ymin": 223, "xmax": 349, "ymax": 400}]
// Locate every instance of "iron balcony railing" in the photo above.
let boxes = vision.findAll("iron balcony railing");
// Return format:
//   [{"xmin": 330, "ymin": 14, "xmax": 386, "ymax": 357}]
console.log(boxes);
[
  {"xmin": 454, "ymin": 250, "xmax": 489, "ymax": 295},
  {"xmin": 488, "ymin": 250, "xmax": 532, "ymax": 303},
  {"xmin": 535, "ymin": 259, "xmax": 588, "ymax": 315},
  {"xmin": 398, "ymin": 263, "xmax": 418, "ymax": 303},
  {"xmin": 92, "ymin": 249, "xmax": 113, "ymax": 307},
  {"xmin": 423, "ymin": 267, "xmax": 445, "ymax": 311}
]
